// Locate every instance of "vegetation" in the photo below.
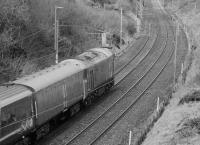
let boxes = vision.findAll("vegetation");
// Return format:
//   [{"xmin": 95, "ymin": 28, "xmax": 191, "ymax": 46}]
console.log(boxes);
[{"xmin": 0, "ymin": 0, "xmax": 136, "ymax": 83}]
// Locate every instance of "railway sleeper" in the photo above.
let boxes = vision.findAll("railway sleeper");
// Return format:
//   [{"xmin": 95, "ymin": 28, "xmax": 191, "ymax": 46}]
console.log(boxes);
[
  {"xmin": 15, "ymin": 136, "xmax": 32, "ymax": 145},
  {"xmin": 35, "ymin": 123, "xmax": 50, "ymax": 140}
]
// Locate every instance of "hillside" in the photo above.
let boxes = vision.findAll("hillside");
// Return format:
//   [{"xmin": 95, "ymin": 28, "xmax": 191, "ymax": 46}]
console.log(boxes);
[
  {"xmin": 0, "ymin": 0, "xmax": 137, "ymax": 83},
  {"xmin": 142, "ymin": 1, "xmax": 200, "ymax": 145}
]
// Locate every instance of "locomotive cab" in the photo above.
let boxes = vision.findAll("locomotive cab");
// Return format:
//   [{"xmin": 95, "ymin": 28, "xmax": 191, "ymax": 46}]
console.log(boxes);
[{"xmin": 0, "ymin": 85, "xmax": 34, "ymax": 145}]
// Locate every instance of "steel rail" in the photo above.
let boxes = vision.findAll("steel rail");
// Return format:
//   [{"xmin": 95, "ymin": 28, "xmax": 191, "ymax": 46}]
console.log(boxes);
[
  {"xmin": 65, "ymin": 19, "xmax": 168, "ymax": 145},
  {"xmin": 114, "ymin": 18, "xmax": 159, "ymax": 76},
  {"xmin": 114, "ymin": 25, "xmax": 159, "ymax": 85},
  {"xmin": 88, "ymin": 11, "xmax": 176, "ymax": 145},
  {"xmin": 37, "ymin": 9, "xmax": 170, "ymax": 145},
  {"xmin": 90, "ymin": 30, "xmax": 174, "ymax": 145},
  {"xmin": 37, "ymin": 14, "xmax": 161, "ymax": 145},
  {"xmin": 114, "ymin": 36, "xmax": 149, "ymax": 75}
]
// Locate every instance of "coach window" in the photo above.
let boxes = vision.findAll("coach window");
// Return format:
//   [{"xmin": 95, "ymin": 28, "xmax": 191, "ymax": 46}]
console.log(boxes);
[
  {"xmin": 0, "ymin": 97, "xmax": 32, "ymax": 137},
  {"xmin": 1, "ymin": 111, "xmax": 16, "ymax": 127},
  {"xmin": 1, "ymin": 108, "xmax": 17, "ymax": 137}
]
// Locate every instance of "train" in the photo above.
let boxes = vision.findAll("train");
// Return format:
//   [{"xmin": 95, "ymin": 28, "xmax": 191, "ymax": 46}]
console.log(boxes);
[{"xmin": 0, "ymin": 47, "xmax": 115, "ymax": 145}]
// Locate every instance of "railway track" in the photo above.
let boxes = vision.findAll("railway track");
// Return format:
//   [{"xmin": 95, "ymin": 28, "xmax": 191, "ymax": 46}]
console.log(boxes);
[
  {"xmin": 38, "ymin": 16, "xmax": 165, "ymax": 145},
  {"xmin": 37, "ymin": 5, "xmax": 174, "ymax": 145},
  {"xmin": 114, "ymin": 12, "xmax": 162, "ymax": 85},
  {"xmin": 38, "ymin": 13, "xmax": 167, "ymax": 145},
  {"xmin": 94, "ymin": 7, "xmax": 177, "ymax": 145},
  {"xmin": 114, "ymin": 21, "xmax": 165, "ymax": 93},
  {"xmin": 115, "ymin": 24, "xmax": 159, "ymax": 84},
  {"xmin": 62, "ymin": 18, "xmax": 170, "ymax": 145},
  {"xmin": 94, "ymin": 20, "xmax": 175, "ymax": 145},
  {"xmin": 114, "ymin": 14, "xmax": 159, "ymax": 75},
  {"xmin": 114, "ymin": 36, "xmax": 149, "ymax": 75}
]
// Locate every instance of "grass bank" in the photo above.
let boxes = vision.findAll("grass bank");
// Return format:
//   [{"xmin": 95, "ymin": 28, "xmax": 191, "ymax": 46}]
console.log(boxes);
[{"xmin": 141, "ymin": 1, "xmax": 200, "ymax": 145}]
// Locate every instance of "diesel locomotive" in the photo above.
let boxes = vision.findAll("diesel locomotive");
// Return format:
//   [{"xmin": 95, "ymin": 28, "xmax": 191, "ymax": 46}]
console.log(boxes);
[{"xmin": 0, "ymin": 48, "xmax": 115, "ymax": 145}]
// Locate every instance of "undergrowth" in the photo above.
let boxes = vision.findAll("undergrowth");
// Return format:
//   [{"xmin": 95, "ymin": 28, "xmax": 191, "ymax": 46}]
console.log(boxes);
[
  {"xmin": 179, "ymin": 90, "xmax": 200, "ymax": 104},
  {"xmin": 0, "ymin": 0, "xmax": 137, "ymax": 83}
]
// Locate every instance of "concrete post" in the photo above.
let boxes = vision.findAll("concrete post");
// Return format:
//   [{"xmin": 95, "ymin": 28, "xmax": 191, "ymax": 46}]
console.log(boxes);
[
  {"xmin": 128, "ymin": 131, "xmax": 132, "ymax": 145},
  {"xmin": 102, "ymin": 32, "xmax": 108, "ymax": 47},
  {"xmin": 120, "ymin": 8, "xmax": 123, "ymax": 47}
]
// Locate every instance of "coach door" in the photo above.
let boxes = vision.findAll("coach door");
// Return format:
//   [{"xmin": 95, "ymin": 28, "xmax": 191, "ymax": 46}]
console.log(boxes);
[
  {"xmin": 83, "ymin": 70, "xmax": 88, "ymax": 100},
  {"xmin": 0, "ymin": 106, "xmax": 1, "ymax": 139},
  {"xmin": 63, "ymin": 84, "xmax": 67, "ymax": 109},
  {"xmin": 88, "ymin": 70, "xmax": 94, "ymax": 91}
]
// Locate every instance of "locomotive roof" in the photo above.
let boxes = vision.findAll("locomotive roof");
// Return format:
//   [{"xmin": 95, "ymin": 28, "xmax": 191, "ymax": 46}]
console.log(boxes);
[
  {"xmin": 90, "ymin": 48, "xmax": 113, "ymax": 57},
  {"xmin": 0, "ymin": 84, "xmax": 32, "ymax": 107},
  {"xmin": 76, "ymin": 48, "xmax": 113, "ymax": 65},
  {"xmin": 13, "ymin": 59, "xmax": 86, "ymax": 91}
]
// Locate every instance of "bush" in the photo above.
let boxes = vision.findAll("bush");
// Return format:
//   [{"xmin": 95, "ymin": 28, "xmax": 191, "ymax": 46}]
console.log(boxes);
[
  {"xmin": 127, "ymin": 23, "xmax": 136, "ymax": 36},
  {"xmin": 91, "ymin": 0, "xmax": 113, "ymax": 7},
  {"xmin": 179, "ymin": 90, "xmax": 200, "ymax": 104},
  {"xmin": 0, "ymin": 0, "xmax": 136, "ymax": 83},
  {"xmin": 0, "ymin": 0, "xmax": 31, "ymax": 58}
]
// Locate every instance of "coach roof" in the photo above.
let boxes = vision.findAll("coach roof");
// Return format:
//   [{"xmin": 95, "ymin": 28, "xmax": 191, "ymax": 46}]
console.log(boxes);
[
  {"xmin": 0, "ymin": 84, "xmax": 32, "ymax": 107},
  {"xmin": 13, "ymin": 59, "xmax": 86, "ymax": 91}
]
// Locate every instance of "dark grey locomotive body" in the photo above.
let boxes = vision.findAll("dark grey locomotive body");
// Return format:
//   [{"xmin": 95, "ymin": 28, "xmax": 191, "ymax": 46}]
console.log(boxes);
[{"xmin": 0, "ymin": 48, "xmax": 114, "ymax": 145}]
